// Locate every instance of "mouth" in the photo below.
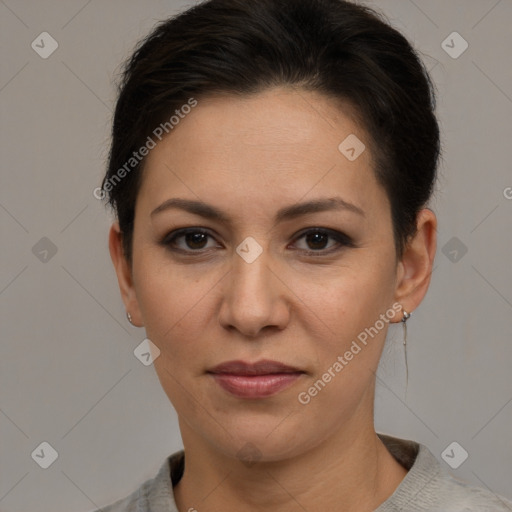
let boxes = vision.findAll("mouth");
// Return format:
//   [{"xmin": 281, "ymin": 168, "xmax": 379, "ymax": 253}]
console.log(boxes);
[{"xmin": 207, "ymin": 359, "xmax": 305, "ymax": 399}]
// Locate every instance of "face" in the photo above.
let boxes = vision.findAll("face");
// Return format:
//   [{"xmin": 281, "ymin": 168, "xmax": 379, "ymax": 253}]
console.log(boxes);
[{"xmin": 112, "ymin": 87, "xmax": 425, "ymax": 462}]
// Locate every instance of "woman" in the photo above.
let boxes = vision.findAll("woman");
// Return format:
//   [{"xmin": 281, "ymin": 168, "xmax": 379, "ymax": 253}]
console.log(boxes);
[{"xmin": 97, "ymin": 0, "xmax": 512, "ymax": 510}]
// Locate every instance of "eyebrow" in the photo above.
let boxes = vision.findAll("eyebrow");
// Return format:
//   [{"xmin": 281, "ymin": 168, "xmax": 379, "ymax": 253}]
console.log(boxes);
[{"xmin": 150, "ymin": 196, "xmax": 365, "ymax": 222}]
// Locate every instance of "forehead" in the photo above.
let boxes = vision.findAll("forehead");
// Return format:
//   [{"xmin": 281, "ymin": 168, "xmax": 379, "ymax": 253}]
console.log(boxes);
[
  {"xmin": 159, "ymin": 87, "xmax": 364, "ymax": 161},
  {"xmin": 137, "ymin": 87, "xmax": 386, "ymax": 222}
]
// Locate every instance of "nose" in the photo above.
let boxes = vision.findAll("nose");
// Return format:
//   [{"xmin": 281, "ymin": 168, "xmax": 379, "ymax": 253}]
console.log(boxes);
[{"xmin": 218, "ymin": 246, "xmax": 290, "ymax": 339}]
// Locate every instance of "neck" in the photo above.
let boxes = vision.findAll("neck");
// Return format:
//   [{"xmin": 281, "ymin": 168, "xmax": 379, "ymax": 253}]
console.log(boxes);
[{"xmin": 173, "ymin": 417, "xmax": 407, "ymax": 512}]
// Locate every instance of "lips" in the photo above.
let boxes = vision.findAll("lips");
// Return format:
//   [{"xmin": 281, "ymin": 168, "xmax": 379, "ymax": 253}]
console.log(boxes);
[
  {"xmin": 207, "ymin": 359, "xmax": 305, "ymax": 399},
  {"xmin": 209, "ymin": 359, "xmax": 302, "ymax": 375}
]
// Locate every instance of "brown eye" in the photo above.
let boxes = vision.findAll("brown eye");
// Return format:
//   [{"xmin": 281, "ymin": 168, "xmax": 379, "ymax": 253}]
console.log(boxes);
[
  {"xmin": 304, "ymin": 231, "xmax": 330, "ymax": 250},
  {"xmin": 162, "ymin": 228, "xmax": 217, "ymax": 252},
  {"xmin": 183, "ymin": 231, "xmax": 209, "ymax": 250},
  {"xmin": 293, "ymin": 228, "xmax": 354, "ymax": 256}
]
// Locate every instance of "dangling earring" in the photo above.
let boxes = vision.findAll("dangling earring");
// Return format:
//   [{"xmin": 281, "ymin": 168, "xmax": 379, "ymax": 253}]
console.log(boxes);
[
  {"xmin": 126, "ymin": 311, "xmax": 134, "ymax": 326},
  {"xmin": 401, "ymin": 310, "xmax": 411, "ymax": 388}
]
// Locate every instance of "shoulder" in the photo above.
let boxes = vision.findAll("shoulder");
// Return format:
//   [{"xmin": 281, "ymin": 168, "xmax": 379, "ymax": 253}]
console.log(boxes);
[
  {"xmin": 89, "ymin": 451, "xmax": 183, "ymax": 512},
  {"xmin": 377, "ymin": 433, "xmax": 512, "ymax": 512},
  {"xmin": 427, "ymin": 469, "xmax": 512, "ymax": 512}
]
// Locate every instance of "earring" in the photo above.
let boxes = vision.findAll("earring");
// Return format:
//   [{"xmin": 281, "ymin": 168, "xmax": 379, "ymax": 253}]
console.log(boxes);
[
  {"xmin": 126, "ymin": 311, "xmax": 134, "ymax": 325},
  {"xmin": 401, "ymin": 310, "xmax": 411, "ymax": 337},
  {"xmin": 401, "ymin": 310, "xmax": 411, "ymax": 385}
]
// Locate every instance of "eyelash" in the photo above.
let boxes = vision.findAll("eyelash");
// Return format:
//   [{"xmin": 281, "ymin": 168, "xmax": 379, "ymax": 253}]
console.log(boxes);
[{"xmin": 160, "ymin": 227, "xmax": 355, "ymax": 257}]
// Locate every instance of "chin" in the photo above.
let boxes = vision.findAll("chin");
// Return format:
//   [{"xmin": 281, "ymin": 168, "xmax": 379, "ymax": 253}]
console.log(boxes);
[{"xmin": 200, "ymin": 415, "xmax": 320, "ymax": 464}]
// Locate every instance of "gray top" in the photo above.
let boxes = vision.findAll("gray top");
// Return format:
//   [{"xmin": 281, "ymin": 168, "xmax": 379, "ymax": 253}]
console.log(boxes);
[{"xmin": 93, "ymin": 433, "xmax": 512, "ymax": 511}]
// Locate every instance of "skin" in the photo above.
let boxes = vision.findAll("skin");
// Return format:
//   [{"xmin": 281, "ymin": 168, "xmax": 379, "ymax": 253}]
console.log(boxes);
[{"xmin": 109, "ymin": 86, "xmax": 437, "ymax": 512}]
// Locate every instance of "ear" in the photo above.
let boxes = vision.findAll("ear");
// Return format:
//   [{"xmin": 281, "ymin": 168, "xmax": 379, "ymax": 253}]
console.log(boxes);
[
  {"xmin": 108, "ymin": 222, "xmax": 143, "ymax": 327},
  {"xmin": 391, "ymin": 208, "xmax": 437, "ymax": 322}
]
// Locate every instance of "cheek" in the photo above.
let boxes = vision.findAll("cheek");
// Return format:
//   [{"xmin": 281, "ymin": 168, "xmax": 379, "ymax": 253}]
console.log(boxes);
[
  {"xmin": 133, "ymin": 251, "xmax": 221, "ymax": 358},
  {"xmin": 134, "ymin": 259, "xmax": 218, "ymax": 410},
  {"xmin": 291, "ymin": 253, "xmax": 396, "ymax": 348},
  {"xmin": 292, "ymin": 267, "xmax": 397, "ymax": 414}
]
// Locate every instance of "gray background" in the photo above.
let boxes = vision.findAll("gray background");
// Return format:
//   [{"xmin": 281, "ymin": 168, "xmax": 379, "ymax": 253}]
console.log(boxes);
[{"xmin": 1, "ymin": 0, "xmax": 511, "ymax": 510}]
